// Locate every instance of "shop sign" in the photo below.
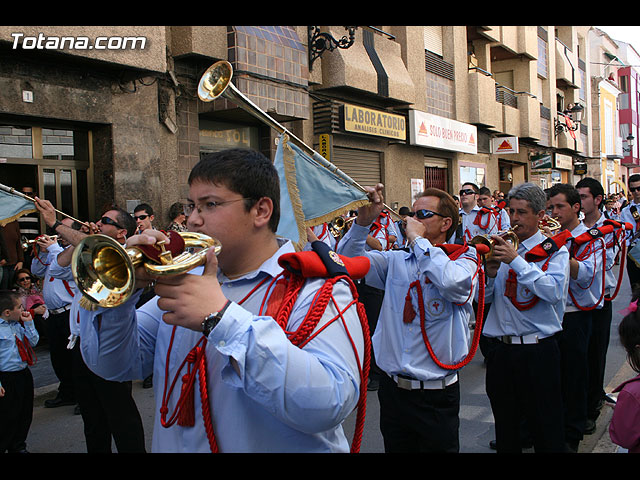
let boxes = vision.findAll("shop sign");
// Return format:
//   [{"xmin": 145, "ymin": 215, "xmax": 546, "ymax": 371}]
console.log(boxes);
[
  {"xmin": 490, "ymin": 136, "xmax": 519, "ymax": 154},
  {"xmin": 318, "ymin": 134, "xmax": 331, "ymax": 161},
  {"xmin": 530, "ymin": 154, "xmax": 552, "ymax": 169},
  {"xmin": 555, "ymin": 153, "xmax": 573, "ymax": 170},
  {"xmin": 342, "ymin": 104, "xmax": 406, "ymax": 140},
  {"xmin": 408, "ymin": 110, "xmax": 477, "ymax": 154}
]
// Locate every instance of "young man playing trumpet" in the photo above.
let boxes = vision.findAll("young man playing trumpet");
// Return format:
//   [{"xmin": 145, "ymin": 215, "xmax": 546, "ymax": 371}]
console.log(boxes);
[
  {"xmin": 51, "ymin": 148, "xmax": 367, "ymax": 453},
  {"xmin": 33, "ymin": 199, "xmax": 146, "ymax": 453},
  {"xmin": 482, "ymin": 182, "xmax": 570, "ymax": 453},
  {"xmin": 338, "ymin": 184, "xmax": 481, "ymax": 453},
  {"xmin": 548, "ymin": 183, "xmax": 607, "ymax": 452}
]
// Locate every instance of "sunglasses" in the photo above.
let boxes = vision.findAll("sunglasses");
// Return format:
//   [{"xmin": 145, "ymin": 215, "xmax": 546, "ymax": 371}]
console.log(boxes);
[
  {"xmin": 459, "ymin": 189, "xmax": 476, "ymax": 196},
  {"xmin": 17, "ymin": 276, "xmax": 31, "ymax": 282},
  {"xmin": 100, "ymin": 216, "xmax": 124, "ymax": 230},
  {"xmin": 408, "ymin": 209, "xmax": 448, "ymax": 220},
  {"xmin": 629, "ymin": 187, "xmax": 640, "ymax": 193},
  {"xmin": 134, "ymin": 214, "xmax": 149, "ymax": 221}
]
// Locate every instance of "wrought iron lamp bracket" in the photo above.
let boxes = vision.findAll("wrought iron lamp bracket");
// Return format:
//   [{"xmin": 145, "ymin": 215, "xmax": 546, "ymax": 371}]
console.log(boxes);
[{"xmin": 308, "ymin": 26, "xmax": 358, "ymax": 71}]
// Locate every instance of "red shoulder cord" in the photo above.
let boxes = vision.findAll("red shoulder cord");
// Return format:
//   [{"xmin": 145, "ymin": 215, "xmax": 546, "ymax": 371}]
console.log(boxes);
[
  {"xmin": 406, "ymin": 247, "xmax": 485, "ymax": 370},
  {"xmin": 605, "ymin": 225, "xmax": 628, "ymax": 302},
  {"xmin": 503, "ymin": 256, "xmax": 552, "ymax": 310},
  {"xmin": 568, "ymin": 237, "xmax": 607, "ymax": 311},
  {"xmin": 160, "ymin": 272, "xmax": 371, "ymax": 453},
  {"xmin": 473, "ymin": 208, "xmax": 493, "ymax": 230}
]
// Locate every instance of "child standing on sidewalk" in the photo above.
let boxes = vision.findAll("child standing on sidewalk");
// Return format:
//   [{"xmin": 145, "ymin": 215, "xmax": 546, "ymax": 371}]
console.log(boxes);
[
  {"xmin": 0, "ymin": 289, "xmax": 39, "ymax": 453},
  {"xmin": 609, "ymin": 294, "xmax": 640, "ymax": 453}
]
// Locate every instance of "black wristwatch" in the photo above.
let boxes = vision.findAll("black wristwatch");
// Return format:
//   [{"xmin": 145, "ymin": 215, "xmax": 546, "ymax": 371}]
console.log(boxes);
[
  {"xmin": 51, "ymin": 220, "xmax": 63, "ymax": 231},
  {"xmin": 202, "ymin": 300, "xmax": 231, "ymax": 336}
]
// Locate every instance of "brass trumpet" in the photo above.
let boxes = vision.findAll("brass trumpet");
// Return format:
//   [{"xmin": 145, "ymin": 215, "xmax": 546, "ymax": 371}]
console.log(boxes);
[
  {"xmin": 72, "ymin": 232, "xmax": 221, "ymax": 309},
  {"xmin": 22, "ymin": 235, "xmax": 58, "ymax": 250},
  {"xmin": 470, "ymin": 225, "xmax": 520, "ymax": 260},
  {"xmin": 328, "ymin": 215, "xmax": 355, "ymax": 238},
  {"xmin": 539, "ymin": 216, "xmax": 561, "ymax": 234}
]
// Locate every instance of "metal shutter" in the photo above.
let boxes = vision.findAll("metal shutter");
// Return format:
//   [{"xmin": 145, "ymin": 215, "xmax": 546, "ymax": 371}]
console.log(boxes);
[{"xmin": 332, "ymin": 147, "xmax": 382, "ymax": 186}]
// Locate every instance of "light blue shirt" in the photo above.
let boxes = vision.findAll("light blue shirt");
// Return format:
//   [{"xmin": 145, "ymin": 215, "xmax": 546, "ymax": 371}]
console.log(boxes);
[
  {"xmin": 31, "ymin": 244, "xmax": 76, "ymax": 310},
  {"xmin": 620, "ymin": 200, "xmax": 640, "ymax": 246},
  {"xmin": 338, "ymin": 222, "xmax": 479, "ymax": 382},
  {"xmin": 0, "ymin": 318, "xmax": 39, "ymax": 388},
  {"xmin": 594, "ymin": 212, "xmax": 621, "ymax": 295},
  {"xmin": 44, "ymin": 246, "xmax": 81, "ymax": 337},
  {"xmin": 483, "ymin": 230, "xmax": 570, "ymax": 338},
  {"xmin": 566, "ymin": 222, "xmax": 605, "ymax": 312},
  {"xmin": 77, "ymin": 239, "xmax": 365, "ymax": 453}
]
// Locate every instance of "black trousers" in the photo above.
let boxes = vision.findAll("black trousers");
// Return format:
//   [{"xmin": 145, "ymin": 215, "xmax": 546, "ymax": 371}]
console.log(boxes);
[
  {"xmin": 486, "ymin": 336, "xmax": 565, "ymax": 453},
  {"xmin": 0, "ymin": 368, "xmax": 33, "ymax": 453},
  {"xmin": 378, "ymin": 372, "xmax": 460, "ymax": 453},
  {"xmin": 71, "ymin": 342, "xmax": 146, "ymax": 453},
  {"xmin": 47, "ymin": 309, "xmax": 75, "ymax": 402},
  {"xmin": 356, "ymin": 280, "xmax": 384, "ymax": 381},
  {"xmin": 587, "ymin": 301, "xmax": 612, "ymax": 421},
  {"xmin": 557, "ymin": 310, "xmax": 592, "ymax": 445}
]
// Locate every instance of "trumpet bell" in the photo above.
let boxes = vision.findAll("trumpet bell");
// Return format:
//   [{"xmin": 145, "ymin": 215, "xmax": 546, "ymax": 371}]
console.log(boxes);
[
  {"xmin": 198, "ymin": 61, "xmax": 233, "ymax": 102},
  {"xmin": 470, "ymin": 227, "xmax": 519, "ymax": 260},
  {"xmin": 72, "ymin": 232, "xmax": 221, "ymax": 309}
]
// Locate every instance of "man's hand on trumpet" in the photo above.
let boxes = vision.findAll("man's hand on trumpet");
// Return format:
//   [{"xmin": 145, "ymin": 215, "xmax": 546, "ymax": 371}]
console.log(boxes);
[
  {"xmin": 126, "ymin": 229, "xmax": 228, "ymax": 333},
  {"xmin": 484, "ymin": 233, "xmax": 518, "ymax": 278}
]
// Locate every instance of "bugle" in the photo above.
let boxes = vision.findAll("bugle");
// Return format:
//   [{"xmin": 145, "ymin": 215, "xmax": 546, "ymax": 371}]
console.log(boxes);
[
  {"xmin": 196, "ymin": 61, "xmax": 401, "ymax": 220},
  {"xmin": 72, "ymin": 231, "xmax": 221, "ymax": 309},
  {"xmin": 22, "ymin": 235, "xmax": 58, "ymax": 250},
  {"xmin": 539, "ymin": 216, "xmax": 561, "ymax": 234},
  {"xmin": 470, "ymin": 225, "xmax": 520, "ymax": 260}
]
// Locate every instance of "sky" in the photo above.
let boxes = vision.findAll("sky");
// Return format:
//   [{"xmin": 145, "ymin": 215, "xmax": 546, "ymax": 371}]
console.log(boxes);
[{"xmin": 596, "ymin": 26, "xmax": 640, "ymax": 53}]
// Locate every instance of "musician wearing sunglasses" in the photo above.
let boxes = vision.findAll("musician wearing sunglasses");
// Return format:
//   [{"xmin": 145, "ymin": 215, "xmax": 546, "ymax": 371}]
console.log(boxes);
[
  {"xmin": 337, "ymin": 184, "xmax": 480, "ymax": 453},
  {"xmin": 620, "ymin": 174, "xmax": 640, "ymax": 291},
  {"xmin": 33, "ymin": 198, "xmax": 146, "ymax": 453},
  {"xmin": 72, "ymin": 148, "xmax": 367, "ymax": 453},
  {"xmin": 481, "ymin": 182, "xmax": 570, "ymax": 453},
  {"xmin": 453, "ymin": 182, "xmax": 495, "ymax": 244},
  {"xmin": 133, "ymin": 203, "xmax": 155, "ymax": 235}
]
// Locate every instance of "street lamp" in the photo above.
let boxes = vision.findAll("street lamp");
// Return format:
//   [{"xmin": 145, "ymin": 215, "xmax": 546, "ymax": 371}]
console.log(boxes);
[
  {"xmin": 624, "ymin": 133, "xmax": 635, "ymax": 154},
  {"xmin": 555, "ymin": 103, "xmax": 585, "ymax": 137}
]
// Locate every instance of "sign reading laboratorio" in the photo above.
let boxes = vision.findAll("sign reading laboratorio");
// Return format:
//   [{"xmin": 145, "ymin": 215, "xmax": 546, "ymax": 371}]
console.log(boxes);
[
  {"xmin": 342, "ymin": 104, "xmax": 406, "ymax": 140},
  {"xmin": 408, "ymin": 110, "xmax": 477, "ymax": 154}
]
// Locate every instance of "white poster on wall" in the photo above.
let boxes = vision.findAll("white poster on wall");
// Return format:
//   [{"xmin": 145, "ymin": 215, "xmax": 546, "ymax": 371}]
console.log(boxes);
[
  {"xmin": 408, "ymin": 110, "xmax": 477, "ymax": 154},
  {"xmin": 411, "ymin": 178, "xmax": 424, "ymax": 201}
]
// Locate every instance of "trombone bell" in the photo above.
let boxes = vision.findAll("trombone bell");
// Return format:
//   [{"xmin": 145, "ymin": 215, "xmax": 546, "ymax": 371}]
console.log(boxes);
[
  {"xmin": 72, "ymin": 232, "xmax": 221, "ymax": 309},
  {"xmin": 198, "ymin": 61, "xmax": 233, "ymax": 102}
]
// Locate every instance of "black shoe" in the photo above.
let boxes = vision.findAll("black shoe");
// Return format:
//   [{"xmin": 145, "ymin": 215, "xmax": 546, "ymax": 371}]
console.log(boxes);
[
  {"xmin": 367, "ymin": 378, "xmax": 379, "ymax": 391},
  {"xmin": 142, "ymin": 375, "xmax": 153, "ymax": 389},
  {"xmin": 489, "ymin": 439, "xmax": 497, "ymax": 450},
  {"xmin": 585, "ymin": 419, "xmax": 596, "ymax": 435},
  {"xmin": 44, "ymin": 396, "xmax": 76, "ymax": 408},
  {"xmin": 74, "ymin": 404, "xmax": 81, "ymax": 415}
]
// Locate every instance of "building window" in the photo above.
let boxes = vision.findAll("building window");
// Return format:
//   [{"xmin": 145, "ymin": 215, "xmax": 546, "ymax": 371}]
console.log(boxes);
[
  {"xmin": 537, "ymin": 37, "xmax": 548, "ymax": 79},
  {"xmin": 460, "ymin": 164, "xmax": 485, "ymax": 186}
]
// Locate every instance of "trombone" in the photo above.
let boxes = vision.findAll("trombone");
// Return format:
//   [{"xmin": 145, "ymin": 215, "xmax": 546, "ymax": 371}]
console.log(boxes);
[{"xmin": 197, "ymin": 60, "xmax": 401, "ymax": 221}]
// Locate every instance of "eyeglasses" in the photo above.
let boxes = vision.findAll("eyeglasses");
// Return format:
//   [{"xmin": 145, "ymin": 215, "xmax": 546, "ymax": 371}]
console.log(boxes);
[
  {"xmin": 459, "ymin": 189, "xmax": 476, "ymax": 196},
  {"xmin": 100, "ymin": 216, "xmax": 125, "ymax": 230},
  {"xmin": 183, "ymin": 198, "xmax": 252, "ymax": 217},
  {"xmin": 409, "ymin": 209, "xmax": 448, "ymax": 220},
  {"xmin": 134, "ymin": 214, "xmax": 149, "ymax": 221}
]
